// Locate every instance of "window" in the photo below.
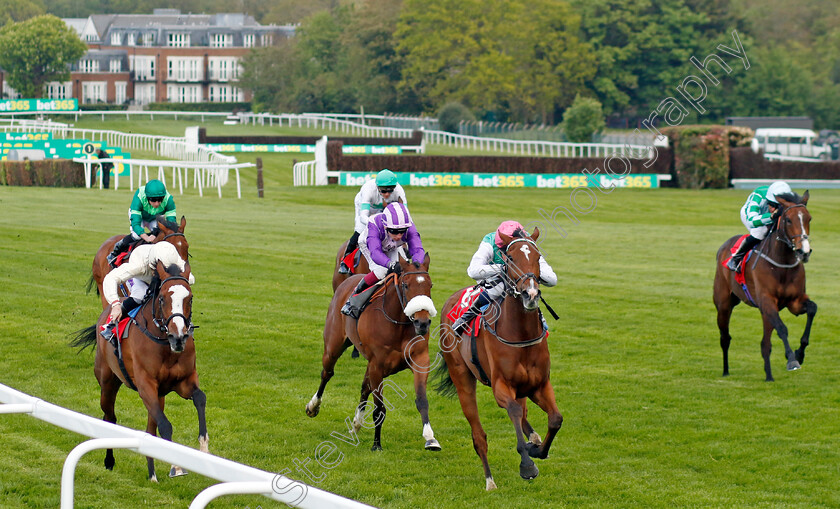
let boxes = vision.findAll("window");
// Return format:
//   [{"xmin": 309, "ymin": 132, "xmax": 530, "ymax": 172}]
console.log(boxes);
[
  {"xmin": 132, "ymin": 56, "xmax": 155, "ymax": 80},
  {"xmin": 243, "ymin": 34, "xmax": 255, "ymax": 48},
  {"xmin": 135, "ymin": 83, "xmax": 156, "ymax": 105},
  {"xmin": 208, "ymin": 57, "xmax": 240, "ymax": 81},
  {"xmin": 82, "ymin": 82, "xmax": 107, "ymax": 104},
  {"xmin": 142, "ymin": 33, "xmax": 154, "ymax": 47},
  {"xmin": 110, "ymin": 59, "xmax": 122, "ymax": 73},
  {"xmin": 127, "ymin": 32, "xmax": 136, "ymax": 46},
  {"xmin": 46, "ymin": 82, "xmax": 72, "ymax": 99},
  {"xmin": 167, "ymin": 57, "xmax": 202, "ymax": 81},
  {"xmin": 260, "ymin": 34, "xmax": 273, "ymax": 47},
  {"xmin": 210, "ymin": 84, "xmax": 243, "ymax": 102},
  {"xmin": 211, "ymin": 33, "xmax": 232, "ymax": 48},
  {"xmin": 79, "ymin": 60, "xmax": 100, "ymax": 73},
  {"xmin": 167, "ymin": 33, "xmax": 190, "ymax": 48},
  {"xmin": 110, "ymin": 32, "xmax": 121, "ymax": 45},
  {"xmin": 115, "ymin": 82, "xmax": 127, "ymax": 104},
  {"xmin": 166, "ymin": 84, "xmax": 201, "ymax": 103}
]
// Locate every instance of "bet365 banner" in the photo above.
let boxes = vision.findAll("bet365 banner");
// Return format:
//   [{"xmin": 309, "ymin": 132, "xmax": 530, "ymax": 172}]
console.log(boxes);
[
  {"xmin": 0, "ymin": 99, "xmax": 78, "ymax": 112},
  {"xmin": 339, "ymin": 172, "xmax": 663, "ymax": 188}
]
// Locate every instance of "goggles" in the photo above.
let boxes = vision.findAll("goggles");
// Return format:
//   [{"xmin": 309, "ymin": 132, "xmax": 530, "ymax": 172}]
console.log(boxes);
[
  {"xmin": 386, "ymin": 227, "xmax": 408, "ymax": 235},
  {"xmin": 378, "ymin": 186, "xmax": 396, "ymax": 194}
]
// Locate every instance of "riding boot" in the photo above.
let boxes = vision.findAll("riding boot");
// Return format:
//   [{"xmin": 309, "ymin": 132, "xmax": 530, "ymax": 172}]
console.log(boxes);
[
  {"xmin": 100, "ymin": 321, "xmax": 117, "ymax": 342},
  {"xmin": 727, "ymin": 235, "xmax": 761, "ymax": 271},
  {"xmin": 107, "ymin": 234, "xmax": 135, "ymax": 266},
  {"xmin": 452, "ymin": 291, "xmax": 492, "ymax": 334},
  {"xmin": 338, "ymin": 232, "xmax": 360, "ymax": 274},
  {"xmin": 341, "ymin": 279, "xmax": 377, "ymax": 319},
  {"xmin": 121, "ymin": 297, "xmax": 141, "ymax": 316}
]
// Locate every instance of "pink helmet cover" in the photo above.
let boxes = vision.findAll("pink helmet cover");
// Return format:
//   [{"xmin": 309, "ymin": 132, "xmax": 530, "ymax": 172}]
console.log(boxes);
[{"xmin": 495, "ymin": 220, "xmax": 524, "ymax": 248}]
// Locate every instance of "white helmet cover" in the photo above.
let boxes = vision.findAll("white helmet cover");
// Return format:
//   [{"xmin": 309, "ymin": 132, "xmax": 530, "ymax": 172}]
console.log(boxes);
[{"xmin": 766, "ymin": 181, "xmax": 792, "ymax": 204}]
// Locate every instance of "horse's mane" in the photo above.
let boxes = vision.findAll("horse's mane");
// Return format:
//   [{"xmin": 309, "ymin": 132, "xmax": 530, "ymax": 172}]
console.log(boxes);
[
  {"xmin": 163, "ymin": 263, "xmax": 181, "ymax": 277},
  {"xmin": 156, "ymin": 216, "xmax": 179, "ymax": 232},
  {"xmin": 775, "ymin": 191, "xmax": 803, "ymax": 205}
]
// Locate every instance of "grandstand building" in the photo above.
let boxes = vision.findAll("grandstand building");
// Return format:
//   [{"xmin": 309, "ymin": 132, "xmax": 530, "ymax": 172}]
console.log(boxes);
[{"xmin": 1, "ymin": 9, "xmax": 295, "ymax": 106}]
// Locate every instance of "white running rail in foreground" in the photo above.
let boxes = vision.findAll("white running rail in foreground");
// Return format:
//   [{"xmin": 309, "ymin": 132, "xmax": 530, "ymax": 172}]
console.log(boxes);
[{"xmin": 0, "ymin": 383, "xmax": 374, "ymax": 509}]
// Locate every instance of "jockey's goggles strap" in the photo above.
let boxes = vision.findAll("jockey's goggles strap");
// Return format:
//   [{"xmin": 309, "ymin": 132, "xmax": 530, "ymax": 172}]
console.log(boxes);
[
  {"xmin": 386, "ymin": 227, "xmax": 408, "ymax": 235},
  {"xmin": 378, "ymin": 186, "xmax": 396, "ymax": 194}
]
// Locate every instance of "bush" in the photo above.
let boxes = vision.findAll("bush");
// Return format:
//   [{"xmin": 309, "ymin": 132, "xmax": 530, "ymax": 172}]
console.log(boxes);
[
  {"xmin": 562, "ymin": 95, "xmax": 605, "ymax": 143},
  {"xmin": 147, "ymin": 102, "xmax": 252, "ymax": 112},
  {"xmin": 438, "ymin": 102, "xmax": 476, "ymax": 133},
  {"xmin": 0, "ymin": 159, "xmax": 85, "ymax": 187},
  {"xmin": 662, "ymin": 125, "xmax": 729, "ymax": 189}
]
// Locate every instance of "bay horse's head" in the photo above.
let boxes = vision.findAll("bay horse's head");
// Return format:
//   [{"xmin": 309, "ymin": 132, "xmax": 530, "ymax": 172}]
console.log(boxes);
[
  {"xmin": 398, "ymin": 253, "xmax": 436, "ymax": 336},
  {"xmin": 154, "ymin": 260, "xmax": 194, "ymax": 353},
  {"xmin": 498, "ymin": 227, "xmax": 542, "ymax": 311},
  {"xmin": 156, "ymin": 216, "xmax": 190, "ymax": 264},
  {"xmin": 775, "ymin": 191, "xmax": 811, "ymax": 263}
]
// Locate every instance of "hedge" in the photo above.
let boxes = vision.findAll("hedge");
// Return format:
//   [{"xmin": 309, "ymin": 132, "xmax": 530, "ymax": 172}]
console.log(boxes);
[
  {"xmin": 730, "ymin": 147, "xmax": 840, "ymax": 179},
  {"xmin": 326, "ymin": 140, "xmax": 672, "ymax": 176},
  {"xmin": 148, "ymin": 102, "xmax": 251, "ymax": 112},
  {"xmin": 0, "ymin": 159, "xmax": 85, "ymax": 187},
  {"xmin": 662, "ymin": 125, "xmax": 753, "ymax": 189},
  {"xmin": 200, "ymin": 128, "xmax": 424, "ymax": 147}
]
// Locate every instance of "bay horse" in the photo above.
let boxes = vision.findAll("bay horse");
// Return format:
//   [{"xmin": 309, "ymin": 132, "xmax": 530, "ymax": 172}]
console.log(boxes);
[
  {"xmin": 332, "ymin": 239, "xmax": 371, "ymax": 292},
  {"xmin": 307, "ymin": 253, "xmax": 442, "ymax": 452},
  {"xmin": 435, "ymin": 227, "xmax": 562, "ymax": 490},
  {"xmin": 713, "ymin": 191, "xmax": 816, "ymax": 381},
  {"xmin": 89, "ymin": 216, "xmax": 189, "ymax": 309},
  {"xmin": 71, "ymin": 260, "xmax": 206, "ymax": 481}
]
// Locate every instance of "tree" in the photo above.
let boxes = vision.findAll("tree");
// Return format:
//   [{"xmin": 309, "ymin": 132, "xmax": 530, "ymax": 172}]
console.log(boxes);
[
  {"xmin": 562, "ymin": 95, "xmax": 605, "ymax": 142},
  {"xmin": 0, "ymin": 15, "xmax": 87, "ymax": 98},
  {"xmin": 0, "ymin": 0, "xmax": 44, "ymax": 27}
]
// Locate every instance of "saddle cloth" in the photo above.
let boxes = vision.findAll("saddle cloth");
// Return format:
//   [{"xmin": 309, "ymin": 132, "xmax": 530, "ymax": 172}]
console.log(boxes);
[
  {"xmin": 446, "ymin": 287, "xmax": 483, "ymax": 336},
  {"xmin": 722, "ymin": 234, "xmax": 754, "ymax": 287}
]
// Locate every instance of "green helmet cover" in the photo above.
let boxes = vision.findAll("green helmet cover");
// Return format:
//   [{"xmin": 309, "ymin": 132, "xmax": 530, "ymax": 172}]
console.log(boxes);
[
  {"xmin": 375, "ymin": 169, "xmax": 397, "ymax": 187},
  {"xmin": 145, "ymin": 179, "xmax": 166, "ymax": 198}
]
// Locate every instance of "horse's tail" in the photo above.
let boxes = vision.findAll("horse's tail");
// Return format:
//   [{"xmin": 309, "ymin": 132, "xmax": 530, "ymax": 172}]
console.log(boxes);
[
  {"xmin": 432, "ymin": 354, "xmax": 457, "ymax": 398},
  {"xmin": 85, "ymin": 273, "xmax": 97, "ymax": 295},
  {"xmin": 69, "ymin": 325, "xmax": 98, "ymax": 352}
]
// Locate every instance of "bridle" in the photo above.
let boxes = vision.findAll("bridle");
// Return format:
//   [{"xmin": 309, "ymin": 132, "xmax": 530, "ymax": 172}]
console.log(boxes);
[
  {"xmin": 378, "ymin": 270, "xmax": 431, "ymax": 326},
  {"xmin": 774, "ymin": 204, "xmax": 809, "ymax": 252},
  {"xmin": 498, "ymin": 238, "xmax": 541, "ymax": 299},
  {"xmin": 136, "ymin": 275, "xmax": 195, "ymax": 343}
]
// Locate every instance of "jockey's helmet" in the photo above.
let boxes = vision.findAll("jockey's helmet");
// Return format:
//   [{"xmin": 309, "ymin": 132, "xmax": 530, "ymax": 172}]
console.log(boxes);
[
  {"xmin": 383, "ymin": 202, "xmax": 412, "ymax": 234},
  {"xmin": 376, "ymin": 169, "xmax": 398, "ymax": 190},
  {"xmin": 766, "ymin": 181, "xmax": 792, "ymax": 205},
  {"xmin": 495, "ymin": 220, "xmax": 525, "ymax": 248},
  {"xmin": 145, "ymin": 179, "xmax": 167, "ymax": 199}
]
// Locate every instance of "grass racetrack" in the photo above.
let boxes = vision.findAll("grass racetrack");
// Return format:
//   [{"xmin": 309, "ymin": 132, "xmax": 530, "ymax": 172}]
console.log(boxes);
[{"xmin": 1, "ymin": 170, "xmax": 839, "ymax": 508}]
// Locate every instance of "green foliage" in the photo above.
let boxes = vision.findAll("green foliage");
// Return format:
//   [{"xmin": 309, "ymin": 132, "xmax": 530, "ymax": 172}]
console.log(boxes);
[
  {"xmin": 0, "ymin": 15, "xmax": 86, "ymax": 98},
  {"xmin": 0, "ymin": 159, "xmax": 84, "ymax": 187},
  {"xmin": 147, "ymin": 102, "xmax": 251, "ymax": 112},
  {"xmin": 664, "ymin": 125, "xmax": 730, "ymax": 188},
  {"xmin": 562, "ymin": 95, "xmax": 605, "ymax": 143},
  {"xmin": 0, "ymin": 0, "xmax": 44, "ymax": 27},
  {"xmin": 437, "ymin": 102, "xmax": 476, "ymax": 133}
]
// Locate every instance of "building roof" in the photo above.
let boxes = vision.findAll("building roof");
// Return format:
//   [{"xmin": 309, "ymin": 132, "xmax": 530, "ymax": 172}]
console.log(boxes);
[{"xmin": 63, "ymin": 18, "xmax": 87, "ymax": 35}]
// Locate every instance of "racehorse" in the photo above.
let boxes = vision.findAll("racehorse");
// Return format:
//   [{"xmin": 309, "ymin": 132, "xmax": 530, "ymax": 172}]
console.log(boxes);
[
  {"xmin": 435, "ymin": 227, "xmax": 563, "ymax": 490},
  {"xmin": 332, "ymin": 239, "xmax": 371, "ymax": 292},
  {"xmin": 71, "ymin": 260, "xmax": 206, "ymax": 481},
  {"xmin": 89, "ymin": 216, "xmax": 189, "ymax": 309},
  {"xmin": 713, "ymin": 191, "xmax": 816, "ymax": 381},
  {"xmin": 307, "ymin": 253, "xmax": 442, "ymax": 452}
]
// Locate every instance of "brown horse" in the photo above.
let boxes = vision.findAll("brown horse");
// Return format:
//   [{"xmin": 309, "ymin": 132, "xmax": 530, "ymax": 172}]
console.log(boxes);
[
  {"xmin": 713, "ymin": 191, "xmax": 816, "ymax": 381},
  {"xmin": 307, "ymin": 253, "xmax": 441, "ymax": 452},
  {"xmin": 331, "ymin": 239, "xmax": 371, "ymax": 292},
  {"xmin": 89, "ymin": 216, "xmax": 189, "ymax": 309},
  {"xmin": 435, "ymin": 227, "xmax": 562, "ymax": 490},
  {"xmin": 71, "ymin": 260, "xmax": 206, "ymax": 481}
]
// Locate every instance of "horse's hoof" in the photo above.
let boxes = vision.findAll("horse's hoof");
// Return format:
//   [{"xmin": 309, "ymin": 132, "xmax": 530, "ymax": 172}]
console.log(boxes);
[
  {"xmin": 371, "ymin": 444, "xmax": 382, "ymax": 452},
  {"xmin": 424, "ymin": 439, "xmax": 441, "ymax": 451},
  {"xmin": 169, "ymin": 466, "xmax": 188, "ymax": 478},
  {"xmin": 787, "ymin": 360, "xmax": 801, "ymax": 371},
  {"xmin": 765, "ymin": 377, "xmax": 775, "ymax": 382},
  {"xmin": 519, "ymin": 462, "xmax": 539, "ymax": 480},
  {"xmin": 149, "ymin": 474, "xmax": 158, "ymax": 483},
  {"xmin": 305, "ymin": 405, "xmax": 320, "ymax": 418},
  {"xmin": 485, "ymin": 477, "xmax": 497, "ymax": 491},
  {"xmin": 526, "ymin": 442, "xmax": 542, "ymax": 458},
  {"xmin": 104, "ymin": 458, "xmax": 115, "ymax": 470}
]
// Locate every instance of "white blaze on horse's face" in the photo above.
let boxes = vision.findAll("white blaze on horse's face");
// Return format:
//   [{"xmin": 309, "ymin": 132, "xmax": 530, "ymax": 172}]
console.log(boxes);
[
  {"xmin": 798, "ymin": 211, "xmax": 811, "ymax": 254},
  {"xmin": 168, "ymin": 285, "xmax": 190, "ymax": 336},
  {"xmin": 527, "ymin": 278, "xmax": 538, "ymax": 301},
  {"xmin": 520, "ymin": 244, "xmax": 531, "ymax": 261}
]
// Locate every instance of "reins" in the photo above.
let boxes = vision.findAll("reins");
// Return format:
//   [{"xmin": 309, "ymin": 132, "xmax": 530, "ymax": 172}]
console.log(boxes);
[
  {"xmin": 132, "ymin": 275, "xmax": 195, "ymax": 344},
  {"xmin": 373, "ymin": 270, "xmax": 430, "ymax": 326},
  {"xmin": 751, "ymin": 203, "xmax": 808, "ymax": 270}
]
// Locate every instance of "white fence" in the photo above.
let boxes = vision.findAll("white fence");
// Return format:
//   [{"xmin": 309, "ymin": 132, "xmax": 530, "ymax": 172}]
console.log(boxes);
[
  {"xmin": 292, "ymin": 136, "xmax": 333, "ymax": 186},
  {"xmin": 0, "ymin": 383, "xmax": 373, "ymax": 509}
]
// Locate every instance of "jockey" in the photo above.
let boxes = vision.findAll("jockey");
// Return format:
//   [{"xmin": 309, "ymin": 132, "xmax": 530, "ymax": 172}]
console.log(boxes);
[
  {"xmin": 727, "ymin": 180, "xmax": 792, "ymax": 271},
  {"xmin": 338, "ymin": 169, "xmax": 407, "ymax": 274},
  {"xmin": 341, "ymin": 202, "xmax": 424, "ymax": 318},
  {"xmin": 101, "ymin": 242, "xmax": 194, "ymax": 340},
  {"xmin": 107, "ymin": 179, "xmax": 177, "ymax": 266},
  {"xmin": 451, "ymin": 220, "xmax": 557, "ymax": 334}
]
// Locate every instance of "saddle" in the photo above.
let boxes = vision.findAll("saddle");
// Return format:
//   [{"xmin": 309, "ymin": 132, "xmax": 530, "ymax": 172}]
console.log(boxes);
[
  {"xmin": 111, "ymin": 242, "xmax": 140, "ymax": 268},
  {"xmin": 723, "ymin": 234, "xmax": 756, "ymax": 305},
  {"xmin": 340, "ymin": 248, "xmax": 362, "ymax": 274},
  {"xmin": 447, "ymin": 288, "xmax": 491, "ymax": 385}
]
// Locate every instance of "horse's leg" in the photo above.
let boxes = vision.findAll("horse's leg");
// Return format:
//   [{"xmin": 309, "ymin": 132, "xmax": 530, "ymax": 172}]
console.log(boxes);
[
  {"xmin": 713, "ymin": 268, "xmax": 739, "ymax": 376},
  {"xmin": 98, "ymin": 369, "xmax": 122, "ymax": 470},
  {"xmin": 525, "ymin": 382, "xmax": 563, "ymax": 460},
  {"xmin": 493, "ymin": 382, "xmax": 539, "ymax": 481},
  {"xmin": 759, "ymin": 314, "xmax": 775, "ymax": 382},
  {"xmin": 409, "ymin": 348, "xmax": 441, "ymax": 451},
  {"xmin": 142, "ymin": 396, "xmax": 164, "ymax": 482},
  {"xmin": 353, "ymin": 364, "xmax": 373, "ymax": 433},
  {"xmin": 760, "ymin": 304, "xmax": 800, "ymax": 372},
  {"xmin": 791, "ymin": 298, "xmax": 817, "ymax": 365},
  {"xmin": 175, "ymin": 377, "xmax": 208, "ymax": 453},
  {"xmin": 368, "ymin": 366, "xmax": 386, "ymax": 451},
  {"xmin": 518, "ymin": 398, "xmax": 541, "ymax": 445},
  {"xmin": 450, "ymin": 364, "xmax": 495, "ymax": 490},
  {"xmin": 137, "ymin": 380, "xmax": 173, "ymax": 481},
  {"xmin": 306, "ymin": 334, "xmax": 351, "ymax": 417}
]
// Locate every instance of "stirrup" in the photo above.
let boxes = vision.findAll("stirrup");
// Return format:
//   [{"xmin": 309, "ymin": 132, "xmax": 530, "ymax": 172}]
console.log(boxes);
[
  {"xmin": 452, "ymin": 315, "xmax": 473, "ymax": 334},
  {"xmin": 100, "ymin": 323, "xmax": 116, "ymax": 340},
  {"xmin": 726, "ymin": 257, "xmax": 740, "ymax": 271},
  {"xmin": 338, "ymin": 262, "xmax": 350, "ymax": 274}
]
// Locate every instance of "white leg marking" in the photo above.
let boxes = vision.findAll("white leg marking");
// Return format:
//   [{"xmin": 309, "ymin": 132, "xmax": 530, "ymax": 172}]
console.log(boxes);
[
  {"xmin": 486, "ymin": 477, "xmax": 497, "ymax": 491},
  {"xmin": 199, "ymin": 434, "xmax": 209, "ymax": 453},
  {"xmin": 422, "ymin": 423, "xmax": 435, "ymax": 441}
]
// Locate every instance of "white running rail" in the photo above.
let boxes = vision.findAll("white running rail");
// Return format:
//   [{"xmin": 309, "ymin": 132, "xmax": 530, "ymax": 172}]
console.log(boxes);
[{"xmin": 0, "ymin": 383, "xmax": 375, "ymax": 509}]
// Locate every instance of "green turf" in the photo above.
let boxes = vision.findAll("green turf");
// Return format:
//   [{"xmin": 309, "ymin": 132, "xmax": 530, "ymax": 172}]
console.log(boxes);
[{"xmin": 1, "ymin": 178, "xmax": 839, "ymax": 508}]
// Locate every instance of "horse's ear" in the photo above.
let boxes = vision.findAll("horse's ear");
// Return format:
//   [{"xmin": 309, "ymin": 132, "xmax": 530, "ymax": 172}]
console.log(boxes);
[
  {"xmin": 180, "ymin": 215, "xmax": 186, "ymax": 233},
  {"xmin": 158, "ymin": 221, "xmax": 172, "ymax": 234},
  {"xmin": 802, "ymin": 190, "xmax": 809, "ymax": 205},
  {"xmin": 776, "ymin": 196, "xmax": 793, "ymax": 208},
  {"xmin": 499, "ymin": 231, "xmax": 513, "ymax": 247},
  {"xmin": 531, "ymin": 227, "xmax": 540, "ymax": 241},
  {"xmin": 423, "ymin": 252, "xmax": 430, "ymax": 270},
  {"xmin": 155, "ymin": 260, "xmax": 168, "ymax": 279}
]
